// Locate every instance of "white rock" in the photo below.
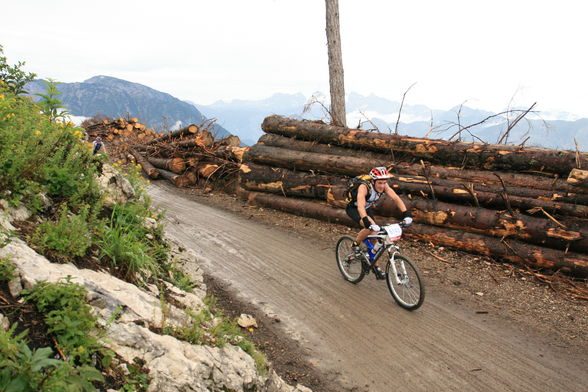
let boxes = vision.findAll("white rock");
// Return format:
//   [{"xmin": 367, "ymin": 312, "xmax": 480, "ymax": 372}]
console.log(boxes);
[
  {"xmin": 0, "ymin": 237, "xmax": 198, "ymax": 329},
  {"xmin": 0, "ymin": 313, "xmax": 10, "ymax": 330},
  {"xmin": 104, "ymin": 322, "xmax": 261, "ymax": 392},
  {"xmin": 238, "ymin": 314, "xmax": 258, "ymax": 328},
  {"xmin": 8, "ymin": 276, "xmax": 23, "ymax": 298},
  {"xmin": 95, "ymin": 164, "xmax": 136, "ymax": 207},
  {"xmin": 0, "ymin": 199, "xmax": 32, "ymax": 222}
]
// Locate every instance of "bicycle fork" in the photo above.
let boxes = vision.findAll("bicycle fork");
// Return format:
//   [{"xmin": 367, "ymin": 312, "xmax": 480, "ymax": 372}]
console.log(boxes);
[{"xmin": 387, "ymin": 247, "xmax": 409, "ymax": 284}]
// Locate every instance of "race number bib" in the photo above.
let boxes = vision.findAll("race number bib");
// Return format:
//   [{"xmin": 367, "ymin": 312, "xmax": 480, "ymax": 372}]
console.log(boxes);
[{"xmin": 385, "ymin": 224, "xmax": 402, "ymax": 241}]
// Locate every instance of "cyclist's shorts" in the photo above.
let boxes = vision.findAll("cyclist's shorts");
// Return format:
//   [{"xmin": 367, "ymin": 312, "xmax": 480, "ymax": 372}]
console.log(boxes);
[{"xmin": 346, "ymin": 204, "xmax": 375, "ymax": 228}]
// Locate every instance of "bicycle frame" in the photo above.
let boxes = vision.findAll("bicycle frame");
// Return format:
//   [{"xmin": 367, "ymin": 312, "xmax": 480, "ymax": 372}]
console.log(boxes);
[{"xmin": 363, "ymin": 233, "xmax": 408, "ymax": 284}]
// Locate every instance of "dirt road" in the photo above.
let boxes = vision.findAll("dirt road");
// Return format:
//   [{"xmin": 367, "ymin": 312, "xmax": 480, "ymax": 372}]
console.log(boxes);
[{"xmin": 149, "ymin": 184, "xmax": 587, "ymax": 392}]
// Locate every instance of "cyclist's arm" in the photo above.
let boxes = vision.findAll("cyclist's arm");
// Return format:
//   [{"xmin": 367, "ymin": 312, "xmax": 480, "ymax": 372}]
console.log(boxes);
[
  {"xmin": 384, "ymin": 183, "xmax": 408, "ymax": 214},
  {"xmin": 357, "ymin": 184, "xmax": 375, "ymax": 228}
]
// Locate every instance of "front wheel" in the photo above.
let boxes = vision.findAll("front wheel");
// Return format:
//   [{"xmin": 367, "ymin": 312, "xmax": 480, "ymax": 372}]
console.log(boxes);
[
  {"xmin": 385, "ymin": 254, "xmax": 425, "ymax": 310},
  {"xmin": 336, "ymin": 236, "xmax": 365, "ymax": 284}
]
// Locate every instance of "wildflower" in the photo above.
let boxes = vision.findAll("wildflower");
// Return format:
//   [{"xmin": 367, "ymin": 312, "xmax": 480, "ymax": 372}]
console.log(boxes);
[
  {"xmin": 0, "ymin": 94, "xmax": 4, "ymax": 100},
  {"xmin": 34, "ymin": 130, "xmax": 41, "ymax": 135}
]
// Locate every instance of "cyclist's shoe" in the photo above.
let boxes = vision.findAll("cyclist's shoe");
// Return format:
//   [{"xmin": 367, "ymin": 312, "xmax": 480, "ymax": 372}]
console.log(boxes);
[
  {"xmin": 352, "ymin": 244, "xmax": 363, "ymax": 258},
  {"xmin": 374, "ymin": 266, "xmax": 386, "ymax": 280}
]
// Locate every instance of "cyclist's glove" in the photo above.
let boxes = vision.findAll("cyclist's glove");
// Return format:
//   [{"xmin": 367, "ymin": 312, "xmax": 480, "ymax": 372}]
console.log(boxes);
[
  {"xmin": 369, "ymin": 224, "xmax": 381, "ymax": 232},
  {"xmin": 402, "ymin": 210, "xmax": 413, "ymax": 226}
]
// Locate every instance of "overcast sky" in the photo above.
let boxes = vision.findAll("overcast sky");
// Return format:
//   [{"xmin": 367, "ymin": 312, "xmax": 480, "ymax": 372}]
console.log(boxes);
[{"xmin": 2, "ymin": 0, "xmax": 587, "ymax": 116}]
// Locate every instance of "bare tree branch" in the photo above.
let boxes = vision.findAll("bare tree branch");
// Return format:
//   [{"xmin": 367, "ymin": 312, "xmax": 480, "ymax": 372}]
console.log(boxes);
[{"xmin": 393, "ymin": 82, "xmax": 417, "ymax": 135}]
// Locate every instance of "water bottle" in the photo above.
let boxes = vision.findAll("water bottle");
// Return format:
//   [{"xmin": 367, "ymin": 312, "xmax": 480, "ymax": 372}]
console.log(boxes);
[{"xmin": 372, "ymin": 242, "xmax": 381, "ymax": 254}]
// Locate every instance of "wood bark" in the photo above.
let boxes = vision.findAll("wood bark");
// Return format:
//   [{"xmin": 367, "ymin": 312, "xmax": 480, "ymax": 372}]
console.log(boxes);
[
  {"xmin": 376, "ymin": 194, "xmax": 588, "ymax": 252},
  {"xmin": 146, "ymin": 157, "xmax": 186, "ymax": 174},
  {"xmin": 156, "ymin": 168, "xmax": 190, "ymax": 187},
  {"xmin": 244, "ymin": 145, "xmax": 588, "ymax": 208},
  {"xmin": 259, "ymin": 133, "xmax": 588, "ymax": 194},
  {"xmin": 386, "ymin": 178, "xmax": 588, "ymax": 218},
  {"xmin": 129, "ymin": 149, "xmax": 159, "ymax": 179},
  {"xmin": 568, "ymin": 169, "xmax": 588, "ymax": 188},
  {"xmin": 245, "ymin": 144, "xmax": 379, "ymax": 177},
  {"xmin": 325, "ymin": 0, "xmax": 346, "ymax": 127},
  {"xmin": 239, "ymin": 189, "xmax": 588, "ymax": 277},
  {"xmin": 241, "ymin": 165, "xmax": 588, "ymax": 252},
  {"xmin": 240, "ymin": 163, "xmax": 343, "ymax": 199},
  {"xmin": 261, "ymin": 115, "xmax": 588, "ymax": 175},
  {"xmin": 146, "ymin": 124, "xmax": 198, "ymax": 145}
]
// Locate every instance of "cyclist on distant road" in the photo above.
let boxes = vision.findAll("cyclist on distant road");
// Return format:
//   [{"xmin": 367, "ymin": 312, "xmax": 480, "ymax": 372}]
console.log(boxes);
[
  {"xmin": 93, "ymin": 136, "xmax": 104, "ymax": 155},
  {"xmin": 346, "ymin": 167, "xmax": 413, "ymax": 279}
]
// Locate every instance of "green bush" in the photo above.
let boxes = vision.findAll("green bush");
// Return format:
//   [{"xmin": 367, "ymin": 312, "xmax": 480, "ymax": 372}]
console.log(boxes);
[
  {"xmin": 23, "ymin": 278, "xmax": 112, "ymax": 366},
  {"xmin": 32, "ymin": 206, "xmax": 92, "ymax": 262},
  {"xmin": 0, "ymin": 325, "xmax": 103, "ymax": 392},
  {"xmin": 0, "ymin": 256, "xmax": 16, "ymax": 281}
]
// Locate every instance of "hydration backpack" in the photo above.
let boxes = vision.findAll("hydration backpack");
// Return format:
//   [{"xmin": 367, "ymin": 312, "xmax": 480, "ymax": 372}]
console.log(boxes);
[{"xmin": 345, "ymin": 174, "xmax": 373, "ymax": 204}]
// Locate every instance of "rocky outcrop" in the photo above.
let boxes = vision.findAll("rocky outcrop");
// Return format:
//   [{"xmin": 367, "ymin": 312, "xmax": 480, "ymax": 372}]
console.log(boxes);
[
  {"xmin": 0, "ymin": 206, "xmax": 311, "ymax": 392},
  {"xmin": 96, "ymin": 164, "xmax": 136, "ymax": 207}
]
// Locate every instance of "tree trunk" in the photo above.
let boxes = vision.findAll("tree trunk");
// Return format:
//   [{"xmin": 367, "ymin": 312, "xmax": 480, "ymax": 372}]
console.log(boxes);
[
  {"xmin": 241, "ymin": 166, "xmax": 588, "ymax": 252},
  {"xmin": 244, "ymin": 145, "xmax": 588, "ymax": 207},
  {"xmin": 261, "ymin": 115, "xmax": 588, "ymax": 175},
  {"xmin": 244, "ymin": 144, "xmax": 380, "ymax": 177},
  {"xmin": 146, "ymin": 124, "xmax": 198, "ymax": 145},
  {"xmin": 568, "ymin": 169, "xmax": 588, "ymax": 188},
  {"xmin": 239, "ymin": 189, "xmax": 588, "ymax": 277},
  {"xmin": 146, "ymin": 157, "xmax": 186, "ymax": 174},
  {"xmin": 129, "ymin": 149, "xmax": 159, "ymax": 179},
  {"xmin": 325, "ymin": 0, "xmax": 346, "ymax": 127},
  {"xmin": 259, "ymin": 133, "xmax": 588, "ymax": 194},
  {"xmin": 157, "ymin": 168, "xmax": 190, "ymax": 187},
  {"xmin": 382, "ymin": 195, "xmax": 587, "ymax": 252},
  {"xmin": 240, "ymin": 163, "xmax": 343, "ymax": 199}
]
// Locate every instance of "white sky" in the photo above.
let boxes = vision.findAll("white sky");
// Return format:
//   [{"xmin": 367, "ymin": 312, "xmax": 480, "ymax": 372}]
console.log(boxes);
[{"xmin": 2, "ymin": 0, "xmax": 587, "ymax": 116}]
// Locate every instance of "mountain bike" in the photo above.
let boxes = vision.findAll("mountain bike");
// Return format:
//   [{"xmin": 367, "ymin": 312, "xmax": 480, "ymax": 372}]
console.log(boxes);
[{"xmin": 336, "ymin": 222, "xmax": 425, "ymax": 310}]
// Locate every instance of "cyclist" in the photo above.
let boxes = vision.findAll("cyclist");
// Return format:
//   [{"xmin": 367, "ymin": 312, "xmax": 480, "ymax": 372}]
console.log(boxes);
[
  {"xmin": 346, "ymin": 166, "xmax": 413, "ymax": 279},
  {"xmin": 93, "ymin": 136, "xmax": 104, "ymax": 155}
]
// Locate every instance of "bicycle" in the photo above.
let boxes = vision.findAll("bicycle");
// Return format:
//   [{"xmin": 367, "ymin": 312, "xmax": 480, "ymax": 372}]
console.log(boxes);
[{"xmin": 336, "ymin": 222, "xmax": 425, "ymax": 310}]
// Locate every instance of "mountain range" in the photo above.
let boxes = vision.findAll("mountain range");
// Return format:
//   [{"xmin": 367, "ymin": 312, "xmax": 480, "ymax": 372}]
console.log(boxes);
[
  {"xmin": 197, "ymin": 92, "xmax": 588, "ymax": 151},
  {"xmin": 24, "ymin": 76, "xmax": 587, "ymax": 151},
  {"xmin": 24, "ymin": 76, "xmax": 232, "ymax": 139}
]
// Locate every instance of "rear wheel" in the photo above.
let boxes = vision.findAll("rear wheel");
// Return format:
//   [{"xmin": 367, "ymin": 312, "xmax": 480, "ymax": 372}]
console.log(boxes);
[
  {"xmin": 385, "ymin": 254, "xmax": 425, "ymax": 310},
  {"xmin": 336, "ymin": 236, "xmax": 365, "ymax": 284}
]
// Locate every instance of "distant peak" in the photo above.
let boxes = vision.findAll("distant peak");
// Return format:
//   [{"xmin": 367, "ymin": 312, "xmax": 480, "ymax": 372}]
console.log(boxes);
[{"xmin": 83, "ymin": 75, "xmax": 125, "ymax": 84}]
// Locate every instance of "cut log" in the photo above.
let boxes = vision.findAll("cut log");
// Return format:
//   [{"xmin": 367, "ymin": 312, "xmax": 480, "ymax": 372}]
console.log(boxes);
[
  {"xmin": 146, "ymin": 157, "xmax": 186, "ymax": 174},
  {"xmin": 157, "ymin": 168, "xmax": 190, "ymax": 187},
  {"xmin": 217, "ymin": 135, "xmax": 241, "ymax": 147},
  {"xmin": 383, "ymin": 196, "xmax": 588, "ymax": 253},
  {"xmin": 240, "ymin": 166, "xmax": 588, "ymax": 251},
  {"xmin": 244, "ymin": 145, "xmax": 588, "ymax": 207},
  {"xmin": 568, "ymin": 169, "xmax": 588, "ymax": 188},
  {"xmin": 129, "ymin": 149, "xmax": 159, "ymax": 179},
  {"xmin": 129, "ymin": 117, "xmax": 139, "ymax": 123},
  {"xmin": 261, "ymin": 115, "xmax": 588, "ymax": 175},
  {"xmin": 240, "ymin": 163, "xmax": 343, "ymax": 199},
  {"xmin": 239, "ymin": 188, "xmax": 353, "ymax": 225},
  {"xmin": 146, "ymin": 124, "xmax": 198, "ymax": 145},
  {"xmin": 197, "ymin": 163, "xmax": 219, "ymax": 178},
  {"xmin": 260, "ymin": 134, "xmax": 588, "ymax": 194},
  {"xmin": 240, "ymin": 189, "xmax": 588, "ymax": 277},
  {"xmin": 386, "ymin": 178, "xmax": 588, "ymax": 219},
  {"xmin": 244, "ymin": 144, "xmax": 380, "ymax": 177}
]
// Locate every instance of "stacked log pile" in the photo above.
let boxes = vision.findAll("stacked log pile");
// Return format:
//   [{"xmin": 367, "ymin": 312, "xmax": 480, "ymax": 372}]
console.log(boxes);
[
  {"xmin": 239, "ymin": 115, "xmax": 588, "ymax": 277},
  {"xmin": 84, "ymin": 118, "xmax": 247, "ymax": 188}
]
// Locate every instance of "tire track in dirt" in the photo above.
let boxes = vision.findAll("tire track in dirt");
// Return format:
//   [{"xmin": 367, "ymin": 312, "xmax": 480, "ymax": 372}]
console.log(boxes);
[{"xmin": 150, "ymin": 184, "xmax": 587, "ymax": 392}]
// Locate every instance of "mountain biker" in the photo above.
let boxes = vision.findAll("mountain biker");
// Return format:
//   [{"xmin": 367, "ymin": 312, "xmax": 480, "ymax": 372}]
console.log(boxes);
[
  {"xmin": 346, "ymin": 166, "xmax": 413, "ymax": 279},
  {"xmin": 93, "ymin": 136, "xmax": 103, "ymax": 155}
]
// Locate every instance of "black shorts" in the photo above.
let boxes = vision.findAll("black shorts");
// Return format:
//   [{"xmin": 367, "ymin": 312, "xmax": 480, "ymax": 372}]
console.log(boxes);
[{"xmin": 346, "ymin": 204, "xmax": 375, "ymax": 228}]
